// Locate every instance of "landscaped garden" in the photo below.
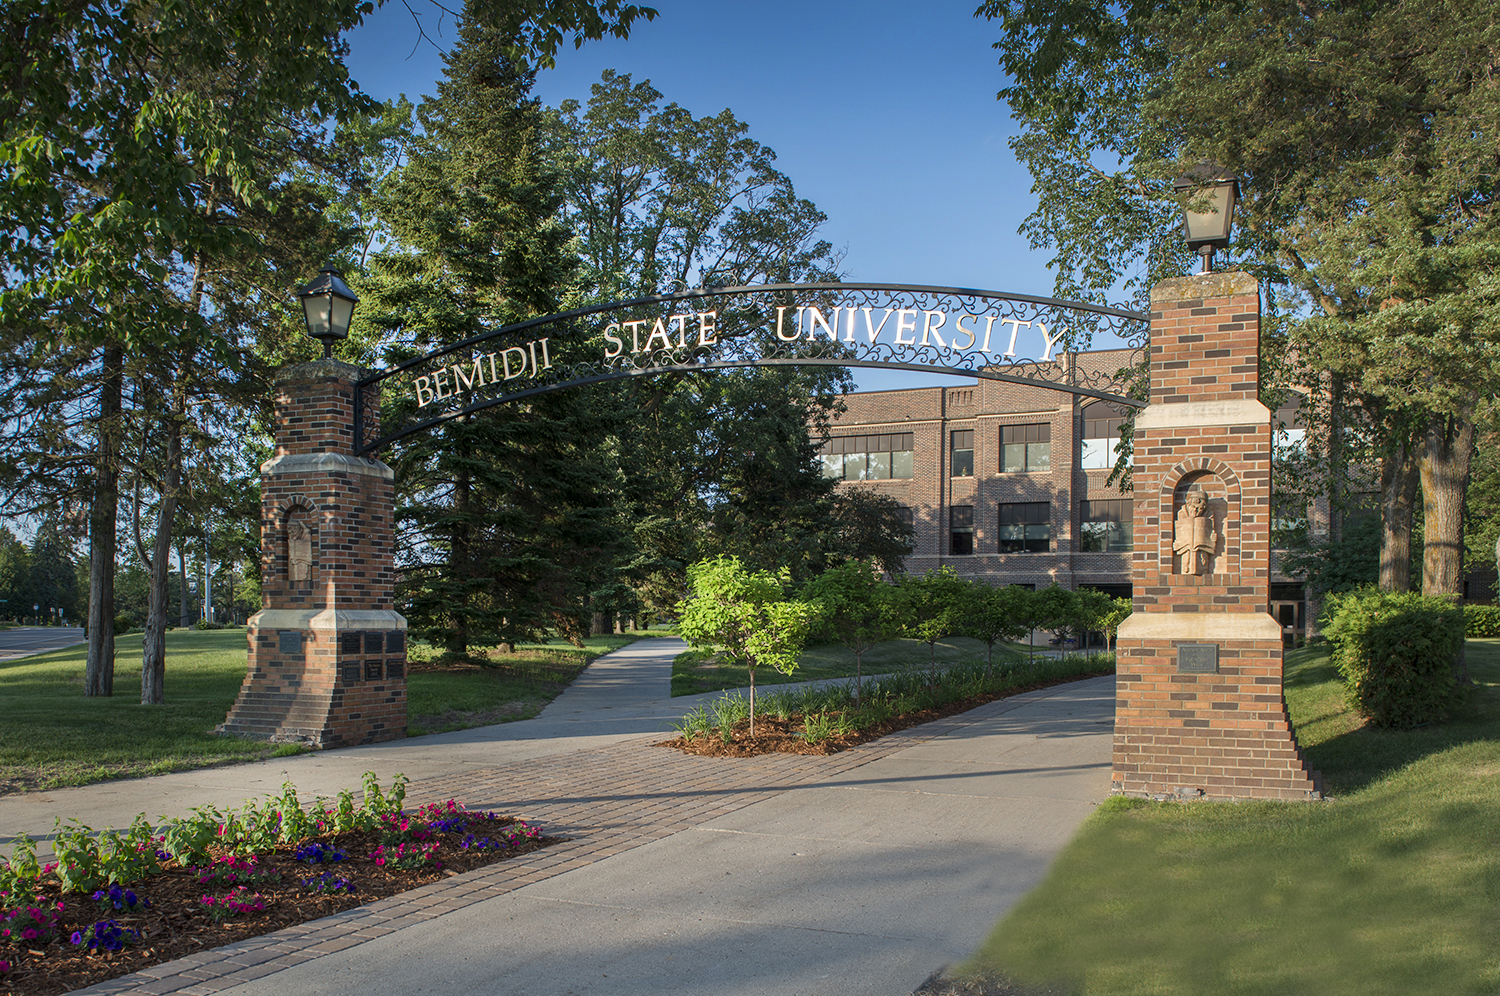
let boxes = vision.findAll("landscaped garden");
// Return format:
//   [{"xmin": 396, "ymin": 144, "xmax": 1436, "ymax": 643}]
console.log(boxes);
[
  {"xmin": 0, "ymin": 628, "xmax": 640, "ymax": 794},
  {"xmin": 0, "ymin": 773, "xmax": 557, "ymax": 996},
  {"xmin": 928, "ymin": 636, "xmax": 1500, "ymax": 996}
]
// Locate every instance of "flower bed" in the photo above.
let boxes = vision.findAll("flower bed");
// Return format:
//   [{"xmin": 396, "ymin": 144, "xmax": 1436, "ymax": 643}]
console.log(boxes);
[
  {"xmin": 0, "ymin": 774, "xmax": 559, "ymax": 996},
  {"xmin": 662, "ymin": 654, "xmax": 1116, "ymax": 757}
]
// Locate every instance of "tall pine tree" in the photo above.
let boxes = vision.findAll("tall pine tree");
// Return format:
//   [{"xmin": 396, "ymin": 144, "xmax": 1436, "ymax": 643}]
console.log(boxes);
[{"xmin": 357, "ymin": 17, "xmax": 621, "ymax": 654}]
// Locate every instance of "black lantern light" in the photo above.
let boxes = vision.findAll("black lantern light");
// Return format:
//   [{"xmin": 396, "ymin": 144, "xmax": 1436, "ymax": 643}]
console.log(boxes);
[
  {"xmin": 1173, "ymin": 164, "xmax": 1239, "ymax": 273},
  {"xmin": 297, "ymin": 266, "xmax": 358, "ymax": 358}
]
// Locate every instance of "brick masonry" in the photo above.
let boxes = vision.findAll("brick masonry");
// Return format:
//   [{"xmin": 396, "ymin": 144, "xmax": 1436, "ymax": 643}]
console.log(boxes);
[
  {"xmin": 218, "ymin": 360, "xmax": 408, "ymax": 748},
  {"xmin": 1113, "ymin": 272, "xmax": 1320, "ymax": 801}
]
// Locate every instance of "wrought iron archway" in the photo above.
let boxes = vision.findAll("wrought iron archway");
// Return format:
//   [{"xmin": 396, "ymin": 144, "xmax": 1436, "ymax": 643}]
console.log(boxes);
[{"xmin": 353, "ymin": 282, "xmax": 1149, "ymax": 457}]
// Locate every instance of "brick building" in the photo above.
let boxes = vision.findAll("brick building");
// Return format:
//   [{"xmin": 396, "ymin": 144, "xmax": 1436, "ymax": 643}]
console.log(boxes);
[{"xmin": 817, "ymin": 348, "xmax": 1313, "ymax": 643}]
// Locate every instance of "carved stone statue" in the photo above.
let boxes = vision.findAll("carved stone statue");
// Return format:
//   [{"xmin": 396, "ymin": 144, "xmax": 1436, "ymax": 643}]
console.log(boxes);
[
  {"xmin": 287, "ymin": 515, "xmax": 313, "ymax": 583},
  {"xmin": 1172, "ymin": 490, "xmax": 1216, "ymax": 575}
]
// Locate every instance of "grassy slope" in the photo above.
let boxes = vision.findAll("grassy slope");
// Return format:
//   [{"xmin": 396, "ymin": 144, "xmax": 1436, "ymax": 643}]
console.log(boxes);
[
  {"xmin": 963, "ymin": 639, "xmax": 1500, "ymax": 996},
  {"xmin": 0, "ymin": 629, "xmax": 639, "ymax": 792},
  {"xmin": 671, "ymin": 636, "xmax": 1031, "ymax": 696}
]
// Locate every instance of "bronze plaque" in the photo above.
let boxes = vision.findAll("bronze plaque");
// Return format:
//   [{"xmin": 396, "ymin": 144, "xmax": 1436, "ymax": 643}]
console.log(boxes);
[
  {"xmin": 1177, "ymin": 643, "xmax": 1219, "ymax": 674},
  {"xmin": 277, "ymin": 631, "xmax": 304, "ymax": 656}
]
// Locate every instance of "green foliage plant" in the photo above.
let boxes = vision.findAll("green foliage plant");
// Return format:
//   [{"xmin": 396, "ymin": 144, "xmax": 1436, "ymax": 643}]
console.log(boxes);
[
  {"xmin": 963, "ymin": 584, "xmax": 1034, "ymax": 664},
  {"xmin": 895, "ymin": 567, "xmax": 970, "ymax": 677},
  {"xmin": 1463, "ymin": 604, "xmax": 1500, "ymax": 638},
  {"xmin": 800, "ymin": 559, "xmax": 902, "ymax": 699},
  {"xmin": 1323, "ymin": 588, "xmax": 1463, "ymax": 728},
  {"xmin": 677, "ymin": 556, "xmax": 818, "ymax": 734}
]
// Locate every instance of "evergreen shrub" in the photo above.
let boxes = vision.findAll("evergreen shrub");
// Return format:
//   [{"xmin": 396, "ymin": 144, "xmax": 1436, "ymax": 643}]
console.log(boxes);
[
  {"xmin": 112, "ymin": 615, "xmax": 132, "ymax": 636},
  {"xmin": 1463, "ymin": 604, "xmax": 1500, "ymax": 638},
  {"xmin": 1322, "ymin": 588, "xmax": 1463, "ymax": 728}
]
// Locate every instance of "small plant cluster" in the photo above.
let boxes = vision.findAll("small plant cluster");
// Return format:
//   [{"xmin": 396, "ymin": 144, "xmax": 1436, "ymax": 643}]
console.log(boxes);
[
  {"xmin": 1463, "ymin": 604, "xmax": 1500, "ymax": 638},
  {"xmin": 0, "ymin": 774, "xmax": 553, "ymax": 993},
  {"xmin": 673, "ymin": 653, "xmax": 1117, "ymax": 745},
  {"xmin": 1323, "ymin": 588, "xmax": 1464, "ymax": 728}
]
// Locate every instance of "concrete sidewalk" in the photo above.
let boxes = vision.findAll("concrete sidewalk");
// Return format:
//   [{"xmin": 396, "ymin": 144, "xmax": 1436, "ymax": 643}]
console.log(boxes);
[{"xmin": 1, "ymin": 636, "xmax": 1115, "ymax": 996}]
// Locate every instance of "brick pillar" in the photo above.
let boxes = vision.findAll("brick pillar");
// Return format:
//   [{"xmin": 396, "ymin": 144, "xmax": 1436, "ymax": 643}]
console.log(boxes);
[
  {"xmin": 218, "ymin": 359, "xmax": 407, "ymax": 748},
  {"xmin": 1113, "ymin": 272, "xmax": 1320, "ymax": 801}
]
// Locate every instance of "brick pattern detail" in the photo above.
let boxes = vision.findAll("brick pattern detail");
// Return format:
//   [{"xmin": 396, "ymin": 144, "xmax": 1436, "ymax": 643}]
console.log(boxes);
[
  {"xmin": 219, "ymin": 360, "xmax": 407, "ymax": 749},
  {"xmin": 1114, "ymin": 274, "xmax": 1320, "ymax": 801}
]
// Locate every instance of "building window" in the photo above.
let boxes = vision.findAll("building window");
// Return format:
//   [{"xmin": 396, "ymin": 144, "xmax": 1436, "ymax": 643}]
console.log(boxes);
[
  {"xmin": 1081, "ymin": 499, "xmax": 1133, "ymax": 552},
  {"xmin": 1001, "ymin": 424, "xmax": 1050, "ymax": 473},
  {"xmin": 1081, "ymin": 401, "xmax": 1130, "ymax": 470},
  {"xmin": 896, "ymin": 505, "xmax": 915, "ymax": 528},
  {"xmin": 949, "ymin": 505, "xmax": 974, "ymax": 555},
  {"xmin": 819, "ymin": 433, "xmax": 914, "ymax": 481},
  {"xmin": 950, "ymin": 430, "xmax": 974, "ymax": 477},
  {"xmin": 999, "ymin": 502, "xmax": 1050, "ymax": 553},
  {"xmin": 1274, "ymin": 393, "xmax": 1306, "ymax": 461}
]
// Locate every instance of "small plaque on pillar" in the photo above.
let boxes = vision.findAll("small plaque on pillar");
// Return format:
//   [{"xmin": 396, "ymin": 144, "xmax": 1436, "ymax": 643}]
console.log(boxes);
[
  {"xmin": 387, "ymin": 631, "xmax": 406, "ymax": 654},
  {"xmin": 278, "ymin": 631, "xmax": 304, "ymax": 656},
  {"xmin": 364, "ymin": 632, "xmax": 384, "ymax": 654},
  {"xmin": 1177, "ymin": 643, "xmax": 1219, "ymax": 674},
  {"xmin": 364, "ymin": 660, "xmax": 383, "ymax": 681},
  {"xmin": 386, "ymin": 660, "xmax": 405, "ymax": 680},
  {"xmin": 341, "ymin": 662, "xmax": 361, "ymax": 685},
  {"xmin": 340, "ymin": 633, "xmax": 361, "ymax": 655}
]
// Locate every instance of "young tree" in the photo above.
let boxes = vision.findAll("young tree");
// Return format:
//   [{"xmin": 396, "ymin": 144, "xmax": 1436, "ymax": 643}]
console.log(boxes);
[
  {"xmin": 677, "ymin": 556, "xmax": 817, "ymax": 735},
  {"xmin": 801, "ymin": 559, "xmax": 901, "ymax": 700},
  {"xmin": 962, "ymin": 583, "xmax": 1033, "ymax": 665},
  {"xmin": 895, "ymin": 567, "xmax": 970, "ymax": 676},
  {"xmin": 1034, "ymin": 585, "xmax": 1077, "ymax": 657}
]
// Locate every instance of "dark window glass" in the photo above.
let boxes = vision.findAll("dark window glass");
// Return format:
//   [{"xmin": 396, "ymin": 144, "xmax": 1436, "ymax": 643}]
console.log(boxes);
[
  {"xmin": 896, "ymin": 506, "xmax": 915, "ymax": 527},
  {"xmin": 950, "ymin": 505, "xmax": 974, "ymax": 555},
  {"xmin": 951, "ymin": 430, "xmax": 974, "ymax": 477},
  {"xmin": 1081, "ymin": 498, "xmax": 1133, "ymax": 552},
  {"xmin": 998, "ymin": 502, "xmax": 1050, "ymax": 552}
]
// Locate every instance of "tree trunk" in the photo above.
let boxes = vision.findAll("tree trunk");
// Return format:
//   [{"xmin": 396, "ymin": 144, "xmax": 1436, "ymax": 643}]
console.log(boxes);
[
  {"xmin": 141, "ymin": 416, "xmax": 182, "ymax": 705},
  {"xmin": 178, "ymin": 545, "xmax": 190, "ymax": 628},
  {"xmin": 446, "ymin": 459, "xmax": 470, "ymax": 656},
  {"xmin": 1418, "ymin": 413, "xmax": 1474, "ymax": 598},
  {"xmin": 85, "ymin": 343, "xmax": 123, "ymax": 697},
  {"xmin": 1380, "ymin": 438, "xmax": 1419, "ymax": 592}
]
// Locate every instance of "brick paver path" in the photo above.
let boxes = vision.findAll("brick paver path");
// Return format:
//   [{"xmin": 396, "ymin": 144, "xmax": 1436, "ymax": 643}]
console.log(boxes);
[{"xmin": 76, "ymin": 714, "xmax": 980, "ymax": 995}]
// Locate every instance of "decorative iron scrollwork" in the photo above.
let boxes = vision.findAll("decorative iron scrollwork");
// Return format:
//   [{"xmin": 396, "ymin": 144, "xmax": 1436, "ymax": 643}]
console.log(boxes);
[{"xmin": 354, "ymin": 282, "xmax": 1148, "ymax": 456}]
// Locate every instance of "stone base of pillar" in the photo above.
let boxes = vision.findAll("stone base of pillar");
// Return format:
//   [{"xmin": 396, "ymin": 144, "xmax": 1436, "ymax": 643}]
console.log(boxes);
[
  {"xmin": 1113, "ymin": 613, "xmax": 1321, "ymax": 801},
  {"xmin": 218, "ymin": 609, "xmax": 408, "ymax": 749}
]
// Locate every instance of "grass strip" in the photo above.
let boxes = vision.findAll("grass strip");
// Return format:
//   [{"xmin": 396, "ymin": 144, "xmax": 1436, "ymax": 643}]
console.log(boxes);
[
  {"xmin": 0, "ymin": 629, "xmax": 636, "ymax": 794},
  {"xmin": 952, "ymin": 639, "xmax": 1500, "ymax": 996}
]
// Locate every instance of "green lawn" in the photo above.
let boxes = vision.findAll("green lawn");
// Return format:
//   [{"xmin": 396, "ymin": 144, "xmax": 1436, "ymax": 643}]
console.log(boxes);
[
  {"xmin": 670, "ymin": 635, "xmax": 1027, "ymax": 696},
  {"xmin": 958, "ymin": 639, "xmax": 1500, "ymax": 996},
  {"xmin": 0, "ymin": 628, "xmax": 638, "ymax": 793},
  {"xmin": 405, "ymin": 633, "xmax": 638, "ymax": 734}
]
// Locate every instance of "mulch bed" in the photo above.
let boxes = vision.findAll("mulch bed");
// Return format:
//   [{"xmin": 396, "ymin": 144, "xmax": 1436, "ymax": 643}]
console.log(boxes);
[
  {"xmin": 0, "ymin": 817, "xmax": 561, "ymax": 996},
  {"xmin": 659, "ymin": 668, "xmax": 1112, "ymax": 758}
]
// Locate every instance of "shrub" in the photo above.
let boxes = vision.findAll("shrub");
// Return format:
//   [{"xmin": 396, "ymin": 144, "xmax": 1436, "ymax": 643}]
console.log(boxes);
[
  {"xmin": 1322, "ymin": 588, "xmax": 1463, "ymax": 728},
  {"xmin": 112, "ymin": 614, "xmax": 133, "ymax": 636},
  {"xmin": 1463, "ymin": 604, "xmax": 1500, "ymax": 638}
]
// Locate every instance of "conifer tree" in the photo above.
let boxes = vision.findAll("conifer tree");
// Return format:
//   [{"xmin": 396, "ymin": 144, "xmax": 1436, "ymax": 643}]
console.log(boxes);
[{"xmin": 358, "ymin": 17, "xmax": 621, "ymax": 654}]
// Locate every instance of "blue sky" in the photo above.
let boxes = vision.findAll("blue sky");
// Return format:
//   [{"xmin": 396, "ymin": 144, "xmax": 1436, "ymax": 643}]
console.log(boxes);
[{"xmin": 344, "ymin": 1, "xmax": 1059, "ymax": 389}]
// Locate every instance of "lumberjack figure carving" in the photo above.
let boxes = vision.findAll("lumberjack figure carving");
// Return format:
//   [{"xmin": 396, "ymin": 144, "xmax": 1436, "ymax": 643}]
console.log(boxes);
[
  {"xmin": 1173, "ymin": 490, "xmax": 1216, "ymax": 575},
  {"xmin": 287, "ymin": 515, "xmax": 313, "ymax": 583}
]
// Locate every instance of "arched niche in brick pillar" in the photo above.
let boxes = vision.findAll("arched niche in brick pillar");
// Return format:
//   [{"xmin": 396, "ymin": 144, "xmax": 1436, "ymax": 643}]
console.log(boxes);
[
  {"xmin": 278, "ymin": 495, "xmax": 318, "ymax": 590},
  {"xmin": 1160, "ymin": 459, "xmax": 1242, "ymax": 580}
]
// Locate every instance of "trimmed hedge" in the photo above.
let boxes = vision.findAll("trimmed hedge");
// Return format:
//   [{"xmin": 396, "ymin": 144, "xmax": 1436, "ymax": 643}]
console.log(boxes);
[
  {"xmin": 1322, "ymin": 588, "xmax": 1463, "ymax": 728},
  {"xmin": 1464, "ymin": 604, "xmax": 1500, "ymax": 638}
]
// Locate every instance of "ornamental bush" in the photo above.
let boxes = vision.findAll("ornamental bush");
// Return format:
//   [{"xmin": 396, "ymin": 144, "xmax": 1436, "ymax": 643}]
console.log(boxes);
[
  {"xmin": 1463, "ymin": 604, "xmax": 1500, "ymax": 638},
  {"xmin": 1322, "ymin": 588, "xmax": 1463, "ymax": 728}
]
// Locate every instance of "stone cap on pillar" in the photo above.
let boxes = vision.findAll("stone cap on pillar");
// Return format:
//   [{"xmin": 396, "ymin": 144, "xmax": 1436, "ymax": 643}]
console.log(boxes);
[
  {"xmin": 1149, "ymin": 270, "xmax": 1258, "ymax": 307},
  {"xmin": 274, "ymin": 357, "xmax": 370, "ymax": 388}
]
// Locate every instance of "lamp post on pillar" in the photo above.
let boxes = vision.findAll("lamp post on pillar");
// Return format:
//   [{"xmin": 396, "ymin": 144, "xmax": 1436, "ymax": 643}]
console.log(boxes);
[
  {"xmin": 1174, "ymin": 165, "xmax": 1239, "ymax": 274},
  {"xmin": 218, "ymin": 269, "xmax": 407, "ymax": 749}
]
